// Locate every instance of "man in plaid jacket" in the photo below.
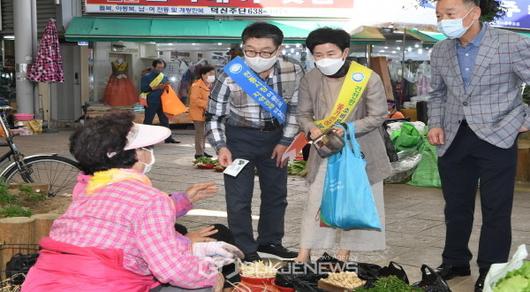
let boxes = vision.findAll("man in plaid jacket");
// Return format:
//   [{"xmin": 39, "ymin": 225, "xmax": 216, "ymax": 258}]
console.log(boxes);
[{"xmin": 427, "ymin": 0, "xmax": 530, "ymax": 291}]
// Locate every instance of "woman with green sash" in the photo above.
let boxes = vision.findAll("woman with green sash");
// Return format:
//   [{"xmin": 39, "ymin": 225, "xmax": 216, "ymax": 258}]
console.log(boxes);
[{"xmin": 296, "ymin": 28, "xmax": 392, "ymax": 263}]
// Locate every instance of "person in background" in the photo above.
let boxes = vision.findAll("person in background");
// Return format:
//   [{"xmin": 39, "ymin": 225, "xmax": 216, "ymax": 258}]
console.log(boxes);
[
  {"xmin": 22, "ymin": 112, "xmax": 243, "ymax": 292},
  {"xmin": 296, "ymin": 28, "xmax": 391, "ymax": 263},
  {"xmin": 387, "ymin": 100, "xmax": 405, "ymax": 119},
  {"xmin": 190, "ymin": 65, "xmax": 216, "ymax": 159},
  {"xmin": 141, "ymin": 59, "xmax": 180, "ymax": 144},
  {"xmin": 427, "ymin": 0, "xmax": 530, "ymax": 291},
  {"xmin": 206, "ymin": 22, "xmax": 303, "ymax": 262}
]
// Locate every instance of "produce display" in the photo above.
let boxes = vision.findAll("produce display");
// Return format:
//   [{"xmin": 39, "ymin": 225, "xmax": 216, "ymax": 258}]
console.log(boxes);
[
  {"xmin": 239, "ymin": 260, "xmax": 282, "ymax": 279},
  {"xmin": 493, "ymin": 261, "xmax": 530, "ymax": 292},
  {"xmin": 356, "ymin": 276, "xmax": 422, "ymax": 292},
  {"xmin": 193, "ymin": 157, "xmax": 218, "ymax": 169},
  {"xmin": 318, "ymin": 271, "xmax": 366, "ymax": 290},
  {"xmin": 287, "ymin": 160, "xmax": 306, "ymax": 176}
]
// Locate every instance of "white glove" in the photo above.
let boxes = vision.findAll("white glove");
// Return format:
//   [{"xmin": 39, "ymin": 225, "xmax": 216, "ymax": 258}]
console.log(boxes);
[{"xmin": 193, "ymin": 242, "xmax": 244, "ymax": 260}]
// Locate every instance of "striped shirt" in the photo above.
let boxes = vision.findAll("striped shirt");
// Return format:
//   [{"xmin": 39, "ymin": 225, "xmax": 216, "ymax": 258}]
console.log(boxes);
[{"xmin": 206, "ymin": 56, "xmax": 304, "ymax": 150}]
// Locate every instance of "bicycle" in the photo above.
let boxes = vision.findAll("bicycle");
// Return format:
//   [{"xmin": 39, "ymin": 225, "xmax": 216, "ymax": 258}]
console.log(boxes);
[{"xmin": 0, "ymin": 106, "xmax": 80, "ymax": 197}]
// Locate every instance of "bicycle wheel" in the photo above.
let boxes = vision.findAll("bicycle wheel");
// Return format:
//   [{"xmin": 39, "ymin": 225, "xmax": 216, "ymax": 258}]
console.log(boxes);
[{"xmin": 2, "ymin": 155, "xmax": 80, "ymax": 197}]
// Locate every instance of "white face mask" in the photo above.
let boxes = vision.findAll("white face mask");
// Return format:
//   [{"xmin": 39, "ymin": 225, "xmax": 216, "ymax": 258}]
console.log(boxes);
[
  {"xmin": 315, "ymin": 58, "xmax": 346, "ymax": 76},
  {"xmin": 245, "ymin": 55, "xmax": 278, "ymax": 73},
  {"xmin": 437, "ymin": 8, "xmax": 475, "ymax": 39},
  {"xmin": 140, "ymin": 148, "xmax": 155, "ymax": 174},
  {"xmin": 206, "ymin": 75, "xmax": 216, "ymax": 83}
]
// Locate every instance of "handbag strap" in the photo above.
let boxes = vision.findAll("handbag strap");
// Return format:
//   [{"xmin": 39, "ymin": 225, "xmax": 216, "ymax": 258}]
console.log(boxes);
[{"xmin": 342, "ymin": 122, "xmax": 362, "ymax": 158}]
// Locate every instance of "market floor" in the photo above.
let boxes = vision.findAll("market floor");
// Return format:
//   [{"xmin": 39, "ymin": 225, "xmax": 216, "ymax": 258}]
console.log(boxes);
[{"xmin": 13, "ymin": 128, "xmax": 530, "ymax": 292}]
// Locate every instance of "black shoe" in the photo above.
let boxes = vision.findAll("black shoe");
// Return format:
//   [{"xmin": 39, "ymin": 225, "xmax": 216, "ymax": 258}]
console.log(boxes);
[
  {"xmin": 435, "ymin": 263, "xmax": 471, "ymax": 280},
  {"xmin": 257, "ymin": 244, "xmax": 297, "ymax": 260},
  {"xmin": 475, "ymin": 269, "xmax": 489, "ymax": 292},
  {"xmin": 243, "ymin": 252, "xmax": 262, "ymax": 263},
  {"xmin": 204, "ymin": 152, "xmax": 213, "ymax": 158},
  {"xmin": 165, "ymin": 138, "xmax": 180, "ymax": 144}
]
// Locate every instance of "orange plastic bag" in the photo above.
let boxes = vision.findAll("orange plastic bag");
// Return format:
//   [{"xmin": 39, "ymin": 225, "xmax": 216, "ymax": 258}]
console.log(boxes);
[{"xmin": 161, "ymin": 85, "xmax": 186, "ymax": 116}]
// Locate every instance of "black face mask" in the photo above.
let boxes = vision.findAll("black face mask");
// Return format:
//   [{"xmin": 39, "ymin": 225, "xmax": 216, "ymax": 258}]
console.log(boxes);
[{"xmin": 326, "ymin": 60, "xmax": 351, "ymax": 79}]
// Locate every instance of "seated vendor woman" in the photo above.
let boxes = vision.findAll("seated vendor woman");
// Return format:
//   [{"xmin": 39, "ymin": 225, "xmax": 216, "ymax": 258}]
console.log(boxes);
[{"xmin": 22, "ymin": 112, "xmax": 243, "ymax": 292}]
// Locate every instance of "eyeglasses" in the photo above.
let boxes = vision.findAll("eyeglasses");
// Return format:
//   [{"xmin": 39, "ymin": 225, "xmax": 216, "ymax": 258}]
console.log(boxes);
[{"xmin": 243, "ymin": 48, "xmax": 278, "ymax": 59}]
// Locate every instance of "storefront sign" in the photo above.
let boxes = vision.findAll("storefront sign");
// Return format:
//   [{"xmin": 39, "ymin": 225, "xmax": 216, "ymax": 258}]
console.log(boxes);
[
  {"xmin": 493, "ymin": 0, "xmax": 530, "ymax": 30},
  {"xmin": 84, "ymin": 0, "xmax": 354, "ymax": 18}
]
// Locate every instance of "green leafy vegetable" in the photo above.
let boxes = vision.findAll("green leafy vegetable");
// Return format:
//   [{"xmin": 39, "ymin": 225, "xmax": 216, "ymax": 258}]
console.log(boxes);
[
  {"xmin": 356, "ymin": 276, "xmax": 422, "ymax": 292},
  {"xmin": 493, "ymin": 261, "xmax": 530, "ymax": 292}
]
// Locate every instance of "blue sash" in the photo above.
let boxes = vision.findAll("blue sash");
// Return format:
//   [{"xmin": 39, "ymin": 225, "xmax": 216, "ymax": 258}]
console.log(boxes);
[{"xmin": 223, "ymin": 57, "xmax": 287, "ymax": 124}]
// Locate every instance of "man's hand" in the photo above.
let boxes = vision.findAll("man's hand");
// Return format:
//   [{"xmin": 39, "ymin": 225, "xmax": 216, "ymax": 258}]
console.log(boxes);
[
  {"xmin": 309, "ymin": 127, "xmax": 323, "ymax": 140},
  {"xmin": 272, "ymin": 144, "xmax": 288, "ymax": 168},
  {"xmin": 185, "ymin": 182, "xmax": 217, "ymax": 203},
  {"xmin": 186, "ymin": 226, "xmax": 218, "ymax": 243},
  {"xmin": 218, "ymin": 147, "xmax": 232, "ymax": 167},
  {"xmin": 520, "ymin": 127, "xmax": 529, "ymax": 133},
  {"xmin": 428, "ymin": 128, "xmax": 445, "ymax": 145},
  {"xmin": 332, "ymin": 127, "xmax": 344, "ymax": 137}
]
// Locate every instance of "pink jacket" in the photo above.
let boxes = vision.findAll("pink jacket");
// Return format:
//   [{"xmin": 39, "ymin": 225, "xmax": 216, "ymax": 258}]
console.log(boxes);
[{"xmin": 22, "ymin": 237, "xmax": 158, "ymax": 292}]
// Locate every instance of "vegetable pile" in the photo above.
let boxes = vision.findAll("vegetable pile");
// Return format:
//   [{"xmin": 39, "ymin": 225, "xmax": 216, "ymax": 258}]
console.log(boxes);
[
  {"xmin": 356, "ymin": 276, "xmax": 422, "ymax": 292},
  {"xmin": 318, "ymin": 271, "xmax": 366, "ymax": 290},
  {"xmin": 193, "ymin": 157, "xmax": 218, "ymax": 169},
  {"xmin": 493, "ymin": 261, "xmax": 530, "ymax": 292},
  {"xmin": 287, "ymin": 160, "xmax": 306, "ymax": 176}
]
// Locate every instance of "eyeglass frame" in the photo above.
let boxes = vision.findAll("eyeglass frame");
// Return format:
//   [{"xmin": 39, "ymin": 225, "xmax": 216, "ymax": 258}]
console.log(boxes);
[{"xmin": 242, "ymin": 46, "xmax": 280, "ymax": 59}]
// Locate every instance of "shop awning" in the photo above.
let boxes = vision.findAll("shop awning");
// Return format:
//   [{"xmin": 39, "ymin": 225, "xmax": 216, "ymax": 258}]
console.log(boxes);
[
  {"xmin": 405, "ymin": 28, "xmax": 446, "ymax": 44},
  {"xmin": 518, "ymin": 31, "xmax": 530, "ymax": 38},
  {"xmin": 65, "ymin": 17, "xmax": 385, "ymax": 44}
]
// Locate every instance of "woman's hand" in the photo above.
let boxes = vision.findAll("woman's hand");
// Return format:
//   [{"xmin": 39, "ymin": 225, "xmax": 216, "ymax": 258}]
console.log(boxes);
[
  {"xmin": 186, "ymin": 182, "xmax": 218, "ymax": 203},
  {"xmin": 309, "ymin": 127, "xmax": 323, "ymax": 140},
  {"xmin": 332, "ymin": 127, "xmax": 344, "ymax": 137},
  {"xmin": 214, "ymin": 273, "xmax": 225, "ymax": 292},
  {"xmin": 186, "ymin": 226, "xmax": 218, "ymax": 243}
]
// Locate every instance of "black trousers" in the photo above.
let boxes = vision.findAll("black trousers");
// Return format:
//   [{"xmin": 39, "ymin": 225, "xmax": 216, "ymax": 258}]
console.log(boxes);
[
  {"xmin": 224, "ymin": 125, "xmax": 288, "ymax": 255},
  {"xmin": 144, "ymin": 99, "xmax": 169, "ymax": 128},
  {"xmin": 438, "ymin": 121, "xmax": 517, "ymax": 270}
]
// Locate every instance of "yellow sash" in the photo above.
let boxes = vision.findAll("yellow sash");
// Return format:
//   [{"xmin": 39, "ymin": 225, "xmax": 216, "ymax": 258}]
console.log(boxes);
[
  {"xmin": 315, "ymin": 62, "xmax": 372, "ymax": 130},
  {"xmin": 139, "ymin": 72, "xmax": 165, "ymax": 101}
]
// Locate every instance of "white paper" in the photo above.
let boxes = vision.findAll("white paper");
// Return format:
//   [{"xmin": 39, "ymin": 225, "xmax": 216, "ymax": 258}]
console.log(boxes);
[{"xmin": 223, "ymin": 158, "xmax": 250, "ymax": 177}]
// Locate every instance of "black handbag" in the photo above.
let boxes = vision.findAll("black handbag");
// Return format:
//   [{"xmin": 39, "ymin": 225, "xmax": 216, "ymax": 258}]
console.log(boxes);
[{"xmin": 412, "ymin": 265, "xmax": 452, "ymax": 292}]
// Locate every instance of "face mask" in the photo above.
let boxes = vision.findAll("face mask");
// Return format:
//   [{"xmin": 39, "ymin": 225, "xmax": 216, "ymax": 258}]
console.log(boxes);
[
  {"xmin": 315, "ymin": 58, "xmax": 346, "ymax": 76},
  {"xmin": 437, "ymin": 8, "xmax": 475, "ymax": 39},
  {"xmin": 245, "ymin": 55, "xmax": 278, "ymax": 73},
  {"xmin": 206, "ymin": 75, "xmax": 216, "ymax": 83},
  {"xmin": 140, "ymin": 148, "xmax": 155, "ymax": 174}
]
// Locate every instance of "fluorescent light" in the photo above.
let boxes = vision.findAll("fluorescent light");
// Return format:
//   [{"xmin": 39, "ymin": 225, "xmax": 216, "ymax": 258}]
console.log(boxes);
[
  {"xmin": 192, "ymin": 43, "xmax": 197, "ymax": 46},
  {"xmin": 391, "ymin": 51, "xmax": 397, "ymax": 54},
  {"xmin": 4, "ymin": 35, "xmax": 15, "ymax": 40},
  {"xmin": 217, "ymin": 42, "xmax": 223, "ymax": 46},
  {"xmin": 282, "ymin": 49, "xmax": 287, "ymax": 55},
  {"xmin": 414, "ymin": 43, "xmax": 420, "ymax": 48},
  {"xmin": 407, "ymin": 47, "xmax": 413, "ymax": 52},
  {"xmin": 379, "ymin": 50, "xmax": 386, "ymax": 53},
  {"xmin": 384, "ymin": 46, "xmax": 389, "ymax": 49},
  {"xmin": 418, "ymin": 49, "xmax": 424, "ymax": 54},
  {"xmin": 396, "ymin": 47, "xmax": 401, "ymax": 50}
]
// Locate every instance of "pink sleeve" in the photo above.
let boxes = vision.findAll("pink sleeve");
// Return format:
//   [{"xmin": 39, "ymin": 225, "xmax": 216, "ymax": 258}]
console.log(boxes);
[
  {"xmin": 169, "ymin": 192, "xmax": 193, "ymax": 218},
  {"xmin": 133, "ymin": 195, "xmax": 218, "ymax": 289}
]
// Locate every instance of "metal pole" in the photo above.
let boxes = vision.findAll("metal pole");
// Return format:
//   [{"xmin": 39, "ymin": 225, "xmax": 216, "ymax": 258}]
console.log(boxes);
[
  {"xmin": 398, "ymin": 29, "xmax": 407, "ymax": 111},
  {"xmin": 31, "ymin": 0, "xmax": 41, "ymax": 118},
  {"xmin": 13, "ymin": 0, "xmax": 35, "ymax": 114}
]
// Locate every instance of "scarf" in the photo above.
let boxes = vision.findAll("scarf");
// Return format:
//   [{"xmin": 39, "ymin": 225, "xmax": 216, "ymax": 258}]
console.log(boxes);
[{"xmin": 85, "ymin": 169, "xmax": 152, "ymax": 195}]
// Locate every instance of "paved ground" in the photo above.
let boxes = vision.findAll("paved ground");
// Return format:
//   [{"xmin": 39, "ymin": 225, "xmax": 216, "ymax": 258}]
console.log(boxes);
[{"xmin": 11, "ymin": 128, "xmax": 530, "ymax": 292}]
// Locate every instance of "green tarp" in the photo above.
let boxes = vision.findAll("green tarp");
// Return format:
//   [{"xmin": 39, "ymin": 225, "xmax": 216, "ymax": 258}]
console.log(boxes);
[{"xmin": 65, "ymin": 17, "xmax": 386, "ymax": 44}]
